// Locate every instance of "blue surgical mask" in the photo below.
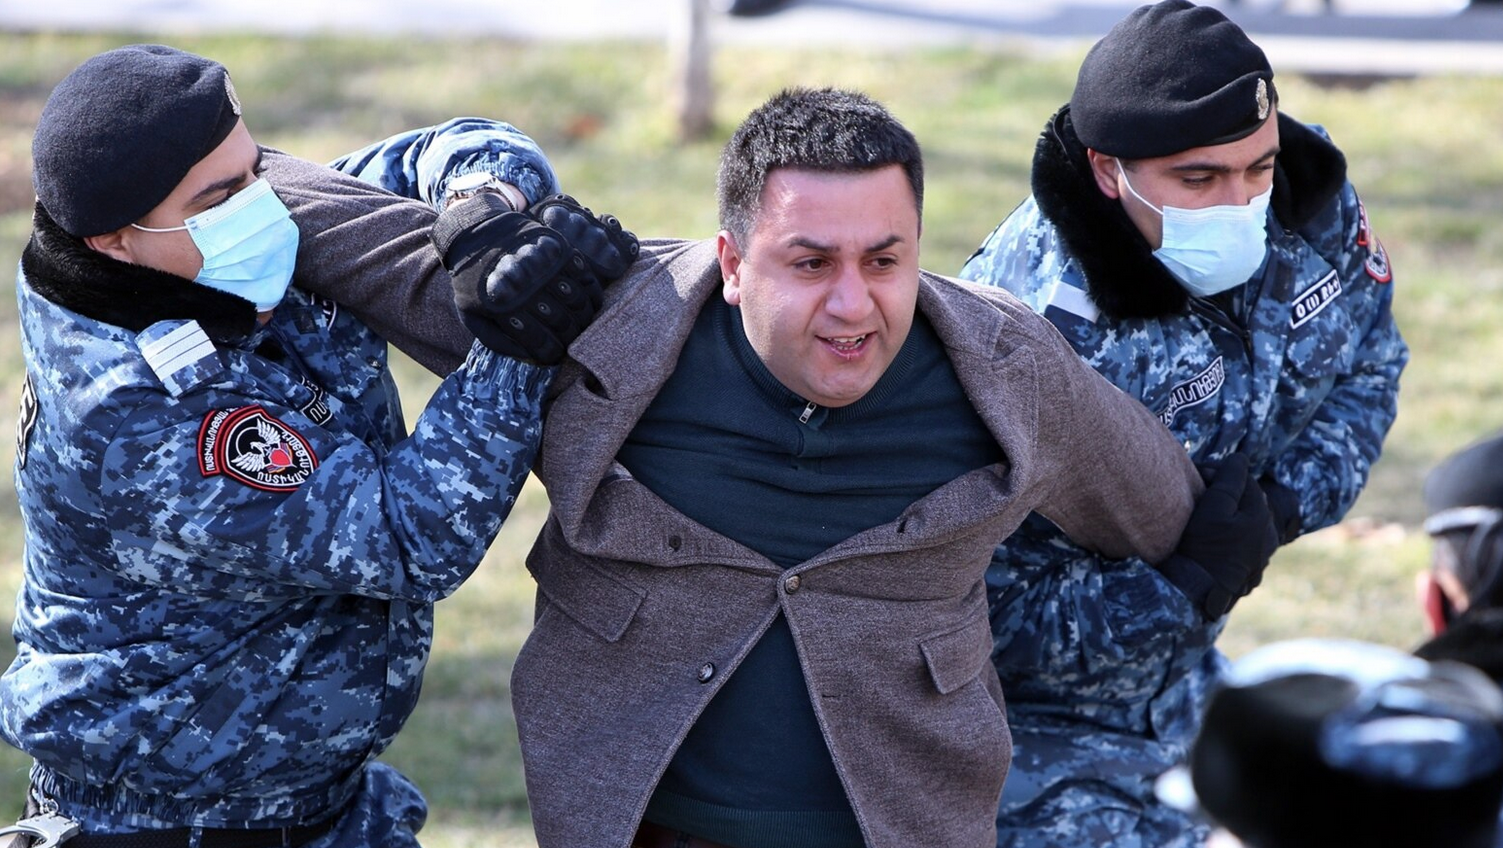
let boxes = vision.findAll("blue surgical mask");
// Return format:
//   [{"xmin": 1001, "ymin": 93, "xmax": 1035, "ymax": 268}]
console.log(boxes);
[
  {"xmin": 1119, "ymin": 162, "xmax": 1271, "ymax": 297},
  {"xmin": 133, "ymin": 177, "xmax": 300, "ymax": 311}
]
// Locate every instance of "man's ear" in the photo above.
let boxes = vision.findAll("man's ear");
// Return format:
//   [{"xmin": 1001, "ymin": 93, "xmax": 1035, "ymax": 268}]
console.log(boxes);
[
  {"xmin": 84, "ymin": 228, "xmax": 134, "ymax": 264},
  {"xmin": 1085, "ymin": 149, "xmax": 1123, "ymax": 200},
  {"xmin": 1418, "ymin": 571, "xmax": 1448, "ymax": 636},
  {"xmin": 717, "ymin": 230, "xmax": 743, "ymax": 306}
]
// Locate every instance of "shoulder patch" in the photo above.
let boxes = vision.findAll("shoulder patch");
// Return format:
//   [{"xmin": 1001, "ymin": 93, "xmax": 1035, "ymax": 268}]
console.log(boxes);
[
  {"xmin": 1292, "ymin": 270, "xmax": 1342, "ymax": 329},
  {"xmin": 139, "ymin": 321, "xmax": 220, "ymax": 396},
  {"xmin": 199, "ymin": 406, "xmax": 319, "ymax": 492},
  {"xmin": 1356, "ymin": 201, "xmax": 1393, "ymax": 283},
  {"xmin": 16, "ymin": 373, "xmax": 36, "ymax": 470}
]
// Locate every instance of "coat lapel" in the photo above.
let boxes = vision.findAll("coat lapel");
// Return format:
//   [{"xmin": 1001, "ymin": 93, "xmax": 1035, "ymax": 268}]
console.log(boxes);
[{"xmin": 537, "ymin": 238, "xmax": 725, "ymax": 529}]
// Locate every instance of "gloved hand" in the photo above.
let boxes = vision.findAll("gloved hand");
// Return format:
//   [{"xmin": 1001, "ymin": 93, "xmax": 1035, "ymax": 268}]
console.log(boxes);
[
  {"xmin": 1259, "ymin": 475, "xmax": 1303, "ymax": 545},
  {"xmin": 431, "ymin": 193, "xmax": 604, "ymax": 366},
  {"xmin": 1154, "ymin": 453, "xmax": 1281, "ymax": 622},
  {"xmin": 527, "ymin": 193, "xmax": 639, "ymax": 281}
]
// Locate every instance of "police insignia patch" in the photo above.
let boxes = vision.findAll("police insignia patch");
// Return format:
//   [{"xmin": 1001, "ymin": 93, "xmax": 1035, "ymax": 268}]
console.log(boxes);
[
  {"xmin": 1158, "ymin": 356, "xmax": 1225, "ymax": 427},
  {"xmin": 16, "ymin": 373, "xmax": 36, "ymax": 470},
  {"xmin": 315, "ymin": 295, "xmax": 339, "ymax": 329},
  {"xmin": 296, "ymin": 375, "xmax": 334, "ymax": 426},
  {"xmin": 224, "ymin": 74, "xmax": 241, "ymax": 116},
  {"xmin": 199, "ymin": 406, "xmax": 318, "ymax": 492},
  {"xmin": 1356, "ymin": 201, "xmax": 1393, "ymax": 283},
  {"xmin": 1292, "ymin": 270, "xmax": 1343, "ymax": 329}
]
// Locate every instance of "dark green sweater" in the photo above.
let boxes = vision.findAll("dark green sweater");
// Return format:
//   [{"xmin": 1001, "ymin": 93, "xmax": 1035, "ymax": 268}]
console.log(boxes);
[{"xmin": 620, "ymin": 298, "xmax": 1003, "ymax": 848}]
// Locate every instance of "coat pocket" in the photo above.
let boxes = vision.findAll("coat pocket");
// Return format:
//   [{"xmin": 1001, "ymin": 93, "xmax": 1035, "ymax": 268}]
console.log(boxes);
[
  {"xmin": 526, "ymin": 524, "xmax": 646, "ymax": 644},
  {"xmin": 919, "ymin": 609, "xmax": 994, "ymax": 695}
]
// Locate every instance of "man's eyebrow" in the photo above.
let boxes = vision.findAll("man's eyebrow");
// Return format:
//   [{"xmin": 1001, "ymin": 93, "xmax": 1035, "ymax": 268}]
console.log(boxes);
[
  {"xmin": 787, "ymin": 234, "xmax": 904, "ymax": 253},
  {"xmin": 1170, "ymin": 145, "xmax": 1281, "ymax": 174},
  {"xmin": 187, "ymin": 151, "xmax": 262, "ymax": 207}
]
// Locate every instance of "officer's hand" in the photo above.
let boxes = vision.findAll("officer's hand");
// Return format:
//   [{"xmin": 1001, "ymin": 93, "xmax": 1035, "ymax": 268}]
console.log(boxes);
[
  {"xmin": 527, "ymin": 194, "xmax": 639, "ymax": 282},
  {"xmin": 1154, "ymin": 453, "xmax": 1281, "ymax": 622},
  {"xmin": 431, "ymin": 193, "xmax": 604, "ymax": 366}
]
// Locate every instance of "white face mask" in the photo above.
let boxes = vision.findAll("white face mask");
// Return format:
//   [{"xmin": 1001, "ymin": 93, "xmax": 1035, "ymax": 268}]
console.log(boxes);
[
  {"xmin": 132, "ymin": 177, "xmax": 300, "ymax": 311},
  {"xmin": 1118, "ymin": 161, "xmax": 1272, "ymax": 297}
]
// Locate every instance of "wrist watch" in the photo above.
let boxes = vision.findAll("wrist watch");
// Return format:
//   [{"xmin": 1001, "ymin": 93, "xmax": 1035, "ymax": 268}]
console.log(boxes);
[{"xmin": 442, "ymin": 172, "xmax": 520, "ymax": 211}]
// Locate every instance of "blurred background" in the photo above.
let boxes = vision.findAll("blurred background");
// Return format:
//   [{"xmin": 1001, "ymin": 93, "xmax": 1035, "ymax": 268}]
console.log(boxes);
[{"xmin": 1, "ymin": 1, "xmax": 1501, "ymax": 844}]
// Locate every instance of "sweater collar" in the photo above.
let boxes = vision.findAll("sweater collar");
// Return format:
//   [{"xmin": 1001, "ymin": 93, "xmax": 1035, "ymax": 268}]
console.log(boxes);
[
  {"xmin": 21, "ymin": 202, "xmax": 259, "ymax": 343},
  {"xmin": 1030, "ymin": 105, "xmax": 1349, "ymax": 321},
  {"xmin": 719, "ymin": 296, "xmax": 927, "ymax": 422}
]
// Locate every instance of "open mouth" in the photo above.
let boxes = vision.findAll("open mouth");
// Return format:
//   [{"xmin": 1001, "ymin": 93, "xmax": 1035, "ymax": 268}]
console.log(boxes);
[{"xmin": 821, "ymin": 334, "xmax": 869, "ymax": 356}]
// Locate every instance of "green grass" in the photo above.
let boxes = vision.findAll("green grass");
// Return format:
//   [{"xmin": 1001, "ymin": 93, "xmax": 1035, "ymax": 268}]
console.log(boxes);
[{"xmin": 2, "ymin": 31, "xmax": 1503, "ymax": 846}]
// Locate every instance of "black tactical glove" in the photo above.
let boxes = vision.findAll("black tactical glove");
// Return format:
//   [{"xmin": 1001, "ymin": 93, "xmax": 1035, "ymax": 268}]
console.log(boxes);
[
  {"xmin": 1154, "ymin": 453, "xmax": 1281, "ymax": 621},
  {"xmin": 527, "ymin": 193, "xmax": 639, "ymax": 281},
  {"xmin": 1259, "ymin": 475, "xmax": 1304, "ymax": 545},
  {"xmin": 432, "ymin": 193, "xmax": 604, "ymax": 366}
]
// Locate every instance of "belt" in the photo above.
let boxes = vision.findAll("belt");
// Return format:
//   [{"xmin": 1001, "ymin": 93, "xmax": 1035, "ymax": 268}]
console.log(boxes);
[
  {"xmin": 12, "ymin": 794, "xmax": 340, "ymax": 848},
  {"xmin": 61, "ymin": 818, "xmax": 339, "ymax": 848},
  {"xmin": 632, "ymin": 820, "xmax": 737, "ymax": 848}
]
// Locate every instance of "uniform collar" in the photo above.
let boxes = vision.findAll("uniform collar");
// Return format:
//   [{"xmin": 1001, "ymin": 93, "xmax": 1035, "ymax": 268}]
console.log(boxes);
[
  {"xmin": 1031, "ymin": 106, "xmax": 1348, "ymax": 321},
  {"xmin": 22, "ymin": 201, "xmax": 258, "ymax": 343}
]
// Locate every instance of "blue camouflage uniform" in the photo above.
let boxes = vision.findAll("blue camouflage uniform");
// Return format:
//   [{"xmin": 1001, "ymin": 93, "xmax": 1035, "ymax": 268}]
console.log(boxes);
[
  {"xmin": 958, "ymin": 108, "xmax": 1408, "ymax": 848},
  {"xmin": 2, "ymin": 120, "xmax": 558, "ymax": 845}
]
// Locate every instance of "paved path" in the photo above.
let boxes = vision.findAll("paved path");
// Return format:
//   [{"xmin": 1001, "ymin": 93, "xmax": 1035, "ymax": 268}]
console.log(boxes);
[{"xmin": 2, "ymin": 0, "xmax": 1502, "ymax": 75}]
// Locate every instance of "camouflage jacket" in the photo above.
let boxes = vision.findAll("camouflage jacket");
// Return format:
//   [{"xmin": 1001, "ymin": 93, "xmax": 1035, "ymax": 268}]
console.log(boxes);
[
  {"xmin": 959, "ymin": 108, "xmax": 1408, "ymax": 844},
  {"xmin": 1, "ymin": 122, "xmax": 554, "ymax": 834}
]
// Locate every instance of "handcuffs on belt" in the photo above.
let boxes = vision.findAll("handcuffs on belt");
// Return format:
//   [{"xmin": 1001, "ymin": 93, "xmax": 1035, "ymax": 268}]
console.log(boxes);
[{"xmin": 0, "ymin": 794, "xmax": 81, "ymax": 848}]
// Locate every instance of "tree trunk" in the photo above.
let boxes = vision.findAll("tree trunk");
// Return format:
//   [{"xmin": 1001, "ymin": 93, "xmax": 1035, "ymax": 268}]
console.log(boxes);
[{"xmin": 672, "ymin": 0, "xmax": 714, "ymax": 142}]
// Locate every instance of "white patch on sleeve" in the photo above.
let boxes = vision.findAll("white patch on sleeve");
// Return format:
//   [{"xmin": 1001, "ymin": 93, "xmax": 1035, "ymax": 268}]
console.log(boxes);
[{"xmin": 1044, "ymin": 280, "xmax": 1100, "ymax": 324}]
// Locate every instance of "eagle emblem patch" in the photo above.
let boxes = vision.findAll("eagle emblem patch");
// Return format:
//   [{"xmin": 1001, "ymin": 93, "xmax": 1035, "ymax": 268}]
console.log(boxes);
[{"xmin": 199, "ymin": 406, "xmax": 318, "ymax": 492}]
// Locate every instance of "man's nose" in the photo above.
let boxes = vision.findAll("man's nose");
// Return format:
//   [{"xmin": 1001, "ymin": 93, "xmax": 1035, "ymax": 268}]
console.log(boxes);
[{"xmin": 823, "ymin": 265, "xmax": 875, "ymax": 322}]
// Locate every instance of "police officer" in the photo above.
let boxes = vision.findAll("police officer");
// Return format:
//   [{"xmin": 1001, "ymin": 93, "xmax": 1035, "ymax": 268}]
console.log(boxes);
[
  {"xmin": 1163, "ymin": 638, "xmax": 1503, "ymax": 848},
  {"xmin": 1, "ymin": 45, "xmax": 632, "ymax": 848},
  {"xmin": 1416, "ymin": 432, "xmax": 1503, "ymax": 683},
  {"xmin": 958, "ymin": 2, "xmax": 1409, "ymax": 845}
]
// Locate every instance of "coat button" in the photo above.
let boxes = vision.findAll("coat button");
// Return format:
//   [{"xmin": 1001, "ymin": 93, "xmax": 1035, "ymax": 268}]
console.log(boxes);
[
  {"xmin": 697, "ymin": 662, "xmax": 716, "ymax": 683},
  {"xmin": 667, "ymin": 534, "xmax": 682, "ymax": 551},
  {"xmin": 784, "ymin": 575, "xmax": 801, "ymax": 593}
]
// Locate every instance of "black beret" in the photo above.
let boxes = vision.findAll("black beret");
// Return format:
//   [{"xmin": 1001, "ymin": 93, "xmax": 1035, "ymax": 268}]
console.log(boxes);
[
  {"xmin": 1189, "ymin": 640, "xmax": 1503, "ymax": 848},
  {"xmin": 1426, "ymin": 431, "xmax": 1503, "ymax": 518},
  {"xmin": 1070, "ymin": 0, "xmax": 1277, "ymax": 159},
  {"xmin": 32, "ymin": 44, "xmax": 243, "ymax": 237}
]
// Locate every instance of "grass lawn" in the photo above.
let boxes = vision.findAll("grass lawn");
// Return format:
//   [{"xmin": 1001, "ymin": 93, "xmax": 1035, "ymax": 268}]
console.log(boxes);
[{"xmin": 1, "ymin": 30, "xmax": 1501, "ymax": 846}]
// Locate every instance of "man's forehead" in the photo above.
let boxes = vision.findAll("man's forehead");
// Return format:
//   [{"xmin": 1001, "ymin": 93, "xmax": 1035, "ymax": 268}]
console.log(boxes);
[{"xmin": 1152, "ymin": 114, "xmax": 1281, "ymax": 171}]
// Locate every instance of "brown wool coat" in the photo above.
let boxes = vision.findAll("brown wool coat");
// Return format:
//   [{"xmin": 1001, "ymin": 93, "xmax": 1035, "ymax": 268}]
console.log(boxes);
[
  {"xmin": 264, "ymin": 151, "xmax": 1201, "ymax": 845},
  {"xmin": 513, "ymin": 238, "xmax": 1202, "ymax": 848},
  {"xmin": 268, "ymin": 153, "xmax": 1203, "ymax": 846}
]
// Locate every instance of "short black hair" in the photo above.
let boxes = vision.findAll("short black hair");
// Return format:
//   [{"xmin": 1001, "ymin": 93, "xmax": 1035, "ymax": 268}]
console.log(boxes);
[{"xmin": 716, "ymin": 87, "xmax": 923, "ymax": 246}]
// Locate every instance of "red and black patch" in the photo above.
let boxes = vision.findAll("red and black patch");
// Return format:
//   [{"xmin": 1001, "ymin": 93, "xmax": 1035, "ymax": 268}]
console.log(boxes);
[
  {"xmin": 199, "ymin": 405, "xmax": 319, "ymax": 492},
  {"xmin": 1356, "ymin": 201, "xmax": 1393, "ymax": 283}
]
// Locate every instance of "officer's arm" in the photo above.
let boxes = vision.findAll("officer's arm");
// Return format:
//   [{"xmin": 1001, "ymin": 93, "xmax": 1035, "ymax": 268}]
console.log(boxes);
[
  {"xmin": 329, "ymin": 116, "xmax": 560, "ymax": 213},
  {"xmin": 267, "ymin": 148, "xmax": 473, "ymax": 375},
  {"xmin": 1263, "ymin": 185, "xmax": 1408, "ymax": 537},
  {"xmin": 99, "ymin": 343, "xmax": 547, "ymax": 602},
  {"xmin": 1020, "ymin": 303, "xmax": 1203, "ymax": 563}
]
